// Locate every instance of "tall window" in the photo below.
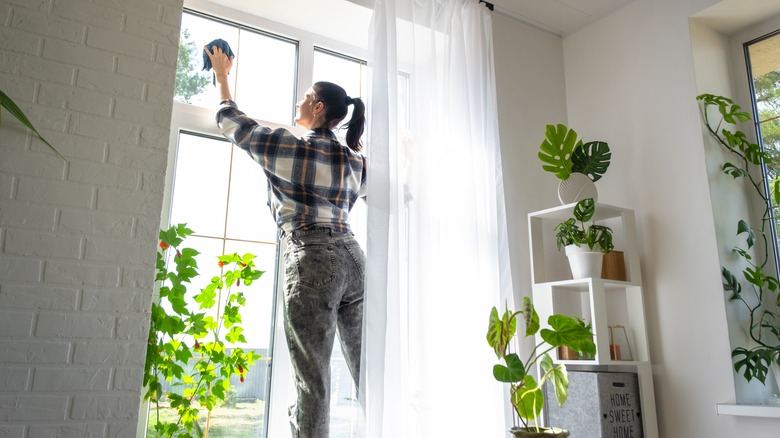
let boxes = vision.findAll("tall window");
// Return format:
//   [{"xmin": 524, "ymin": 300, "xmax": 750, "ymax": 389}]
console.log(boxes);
[
  {"xmin": 746, "ymin": 30, "xmax": 780, "ymax": 271},
  {"xmin": 150, "ymin": 8, "xmax": 367, "ymax": 438}
]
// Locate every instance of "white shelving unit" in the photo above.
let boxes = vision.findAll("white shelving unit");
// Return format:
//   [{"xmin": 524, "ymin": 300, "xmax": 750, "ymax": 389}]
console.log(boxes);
[{"xmin": 528, "ymin": 202, "xmax": 659, "ymax": 438}]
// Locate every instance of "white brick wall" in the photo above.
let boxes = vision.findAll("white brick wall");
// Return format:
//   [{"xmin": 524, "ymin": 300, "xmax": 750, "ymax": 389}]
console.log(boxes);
[{"xmin": 0, "ymin": 0, "xmax": 183, "ymax": 436}]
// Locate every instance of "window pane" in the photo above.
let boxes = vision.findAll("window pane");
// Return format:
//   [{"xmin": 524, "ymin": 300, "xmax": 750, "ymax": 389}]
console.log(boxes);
[
  {"xmin": 176, "ymin": 12, "xmax": 238, "ymax": 107},
  {"xmin": 226, "ymin": 146, "xmax": 279, "ymax": 243},
  {"xmin": 223, "ymin": 240, "xmax": 278, "ymax": 350},
  {"xmin": 312, "ymin": 48, "xmax": 365, "ymax": 438},
  {"xmin": 313, "ymin": 49, "xmax": 367, "ymax": 131},
  {"xmin": 146, "ymin": 236, "xmax": 273, "ymax": 438},
  {"xmin": 235, "ymin": 31, "xmax": 298, "ymax": 124},
  {"xmin": 747, "ymin": 31, "xmax": 780, "ymax": 273},
  {"xmin": 170, "ymin": 133, "xmax": 231, "ymax": 237}
]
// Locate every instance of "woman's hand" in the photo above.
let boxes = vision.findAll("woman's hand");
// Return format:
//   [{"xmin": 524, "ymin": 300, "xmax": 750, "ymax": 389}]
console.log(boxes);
[
  {"xmin": 204, "ymin": 45, "xmax": 235, "ymax": 102},
  {"xmin": 205, "ymin": 45, "xmax": 234, "ymax": 80}
]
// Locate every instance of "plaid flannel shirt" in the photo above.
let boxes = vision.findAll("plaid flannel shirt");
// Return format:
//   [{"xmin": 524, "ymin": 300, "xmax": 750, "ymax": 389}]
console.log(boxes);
[{"xmin": 216, "ymin": 100, "xmax": 367, "ymax": 233}]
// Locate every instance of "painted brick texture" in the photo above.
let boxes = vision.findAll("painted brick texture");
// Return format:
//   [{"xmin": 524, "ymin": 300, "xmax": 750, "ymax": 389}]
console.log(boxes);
[{"xmin": 0, "ymin": 0, "xmax": 183, "ymax": 436}]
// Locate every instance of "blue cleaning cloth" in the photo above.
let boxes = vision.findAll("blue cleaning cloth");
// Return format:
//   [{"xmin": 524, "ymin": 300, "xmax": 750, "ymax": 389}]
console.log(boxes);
[{"xmin": 202, "ymin": 39, "xmax": 235, "ymax": 85}]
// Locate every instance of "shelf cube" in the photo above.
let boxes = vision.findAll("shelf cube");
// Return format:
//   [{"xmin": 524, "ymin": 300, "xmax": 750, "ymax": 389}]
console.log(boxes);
[{"xmin": 545, "ymin": 370, "xmax": 643, "ymax": 438}]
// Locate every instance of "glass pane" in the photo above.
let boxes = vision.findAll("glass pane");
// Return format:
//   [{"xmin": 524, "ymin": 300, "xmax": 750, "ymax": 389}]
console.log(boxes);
[
  {"xmin": 747, "ymin": 32, "xmax": 780, "ymax": 151},
  {"xmin": 311, "ymin": 49, "xmax": 364, "ymax": 438},
  {"xmin": 235, "ymin": 30, "xmax": 298, "ymax": 124},
  {"xmin": 223, "ymin": 240, "xmax": 278, "ymax": 349},
  {"xmin": 226, "ymin": 147, "xmax": 279, "ymax": 243},
  {"xmin": 170, "ymin": 133, "xmax": 231, "ymax": 237},
  {"xmin": 147, "ymin": 236, "xmax": 275, "ymax": 438},
  {"xmin": 176, "ymin": 12, "xmax": 238, "ymax": 107},
  {"xmin": 747, "ymin": 32, "xmax": 780, "ymax": 263},
  {"xmin": 313, "ymin": 49, "xmax": 367, "ymax": 132}
]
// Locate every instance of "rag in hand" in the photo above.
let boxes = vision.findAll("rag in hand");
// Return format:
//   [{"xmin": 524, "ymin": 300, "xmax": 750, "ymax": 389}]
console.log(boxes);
[{"xmin": 202, "ymin": 39, "xmax": 235, "ymax": 85}]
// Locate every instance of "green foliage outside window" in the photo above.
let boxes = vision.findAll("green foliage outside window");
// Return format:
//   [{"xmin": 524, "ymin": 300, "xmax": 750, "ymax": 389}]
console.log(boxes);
[
  {"xmin": 175, "ymin": 28, "xmax": 210, "ymax": 104},
  {"xmin": 144, "ymin": 224, "xmax": 265, "ymax": 437}
]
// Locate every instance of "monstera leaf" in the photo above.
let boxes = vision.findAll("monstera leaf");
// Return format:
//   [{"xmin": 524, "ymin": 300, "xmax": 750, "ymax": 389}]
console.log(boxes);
[
  {"xmin": 571, "ymin": 140, "xmax": 611, "ymax": 182},
  {"xmin": 538, "ymin": 124, "xmax": 581, "ymax": 180}
]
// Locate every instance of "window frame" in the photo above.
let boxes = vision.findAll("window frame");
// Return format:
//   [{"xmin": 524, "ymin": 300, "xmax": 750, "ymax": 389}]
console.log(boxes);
[
  {"xmin": 743, "ymin": 28, "xmax": 780, "ymax": 279},
  {"xmin": 152, "ymin": 4, "xmax": 370, "ymax": 438}
]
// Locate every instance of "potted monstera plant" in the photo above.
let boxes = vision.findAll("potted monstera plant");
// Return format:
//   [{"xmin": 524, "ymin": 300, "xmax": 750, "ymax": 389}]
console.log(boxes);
[
  {"xmin": 487, "ymin": 297, "xmax": 596, "ymax": 438},
  {"xmin": 554, "ymin": 198, "xmax": 614, "ymax": 279},
  {"xmin": 538, "ymin": 123, "xmax": 611, "ymax": 204}
]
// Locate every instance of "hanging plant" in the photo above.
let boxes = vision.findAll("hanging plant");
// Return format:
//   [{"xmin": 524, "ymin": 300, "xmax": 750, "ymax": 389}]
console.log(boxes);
[{"xmin": 144, "ymin": 224, "xmax": 265, "ymax": 437}]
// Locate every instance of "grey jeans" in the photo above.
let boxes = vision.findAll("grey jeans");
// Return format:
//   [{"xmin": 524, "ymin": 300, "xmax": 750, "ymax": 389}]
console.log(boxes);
[{"xmin": 282, "ymin": 228, "xmax": 365, "ymax": 438}]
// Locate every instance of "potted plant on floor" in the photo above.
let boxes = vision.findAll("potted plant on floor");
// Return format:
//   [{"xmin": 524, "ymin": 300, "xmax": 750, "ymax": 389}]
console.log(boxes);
[
  {"xmin": 538, "ymin": 124, "xmax": 611, "ymax": 204},
  {"xmin": 554, "ymin": 198, "xmax": 614, "ymax": 279},
  {"xmin": 487, "ymin": 296, "xmax": 596, "ymax": 437}
]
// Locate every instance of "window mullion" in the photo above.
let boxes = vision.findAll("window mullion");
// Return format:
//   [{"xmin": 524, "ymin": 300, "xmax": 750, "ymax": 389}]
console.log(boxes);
[{"xmin": 297, "ymin": 37, "xmax": 316, "ymax": 110}]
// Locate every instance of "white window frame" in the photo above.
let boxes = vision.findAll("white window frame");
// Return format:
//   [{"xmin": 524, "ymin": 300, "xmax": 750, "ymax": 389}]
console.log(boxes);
[
  {"xmin": 151, "ymin": 3, "xmax": 369, "ymax": 438},
  {"xmin": 728, "ymin": 16, "xmax": 780, "ymax": 274}
]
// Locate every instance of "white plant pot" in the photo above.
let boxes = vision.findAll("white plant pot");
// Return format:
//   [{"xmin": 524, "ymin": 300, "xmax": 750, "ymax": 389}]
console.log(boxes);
[{"xmin": 565, "ymin": 244, "xmax": 604, "ymax": 279}]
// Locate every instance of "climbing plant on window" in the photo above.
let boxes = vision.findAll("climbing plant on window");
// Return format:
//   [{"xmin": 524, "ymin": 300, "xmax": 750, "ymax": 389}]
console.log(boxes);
[{"xmin": 698, "ymin": 93, "xmax": 780, "ymax": 385}]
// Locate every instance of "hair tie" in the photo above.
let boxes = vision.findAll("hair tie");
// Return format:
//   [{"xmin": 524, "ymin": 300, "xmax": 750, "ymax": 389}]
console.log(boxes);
[{"xmin": 345, "ymin": 96, "xmax": 353, "ymax": 105}]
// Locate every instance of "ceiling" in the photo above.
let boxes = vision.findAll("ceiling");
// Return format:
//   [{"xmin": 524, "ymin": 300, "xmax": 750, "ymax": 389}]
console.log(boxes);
[
  {"xmin": 489, "ymin": 0, "xmax": 636, "ymax": 36},
  {"xmin": 197, "ymin": 0, "xmax": 780, "ymax": 44},
  {"xmin": 197, "ymin": 0, "xmax": 637, "ymax": 45}
]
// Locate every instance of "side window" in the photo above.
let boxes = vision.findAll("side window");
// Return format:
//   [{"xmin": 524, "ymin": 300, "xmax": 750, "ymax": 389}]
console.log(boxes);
[{"xmin": 746, "ymin": 30, "xmax": 780, "ymax": 267}]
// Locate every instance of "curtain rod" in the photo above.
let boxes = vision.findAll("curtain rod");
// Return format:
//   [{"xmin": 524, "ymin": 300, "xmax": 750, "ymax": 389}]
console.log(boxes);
[{"xmin": 479, "ymin": 1, "xmax": 494, "ymax": 11}]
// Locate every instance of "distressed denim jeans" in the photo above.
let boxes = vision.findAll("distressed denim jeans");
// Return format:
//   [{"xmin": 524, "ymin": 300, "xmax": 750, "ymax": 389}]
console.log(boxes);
[{"xmin": 282, "ymin": 228, "xmax": 365, "ymax": 438}]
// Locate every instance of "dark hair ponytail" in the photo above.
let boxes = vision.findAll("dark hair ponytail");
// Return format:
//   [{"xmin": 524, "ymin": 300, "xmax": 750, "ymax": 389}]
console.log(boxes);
[{"xmin": 312, "ymin": 81, "xmax": 366, "ymax": 152}]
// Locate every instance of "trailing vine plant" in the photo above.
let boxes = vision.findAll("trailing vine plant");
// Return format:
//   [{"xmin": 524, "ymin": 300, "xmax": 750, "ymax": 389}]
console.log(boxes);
[
  {"xmin": 144, "ymin": 224, "xmax": 264, "ymax": 437},
  {"xmin": 697, "ymin": 93, "xmax": 780, "ymax": 385}
]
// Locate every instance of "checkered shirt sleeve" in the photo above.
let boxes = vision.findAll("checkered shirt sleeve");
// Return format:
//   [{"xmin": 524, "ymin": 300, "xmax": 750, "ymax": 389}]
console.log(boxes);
[{"xmin": 216, "ymin": 100, "xmax": 367, "ymax": 232}]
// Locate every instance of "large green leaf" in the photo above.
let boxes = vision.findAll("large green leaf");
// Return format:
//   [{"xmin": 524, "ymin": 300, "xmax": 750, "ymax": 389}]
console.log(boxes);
[
  {"xmin": 540, "ymin": 354, "xmax": 569, "ymax": 406},
  {"xmin": 571, "ymin": 141, "xmax": 611, "ymax": 182},
  {"xmin": 572, "ymin": 198, "xmax": 595, "ymax": 223},
  {"xmin": 732, "ymin": 347, "xmax": 774, "ymax": 383},
  {"xmin": 0, "ymin": 89, "xmax": 67, "ymax": 162},
  {"xmin": 493, "ymin": 353, "xmax": 526, "ymax": 383},
  {"xmin": 721, "ymin": 266, "xmax": 743, "ymax": 301},
  {"xmin": 486, "ymin": 306, "xmax": 516, "ymax": 358},
  {"xmin": 736, "ymin": 220, "xmax": 755, "ymax": 248},
  {"xmin": 512, "ymin": 375, "xmax": 544, "ymax": 422},
  {"xmin": 538, "ymin": 124, "xmax": 580, "ymax": 180},
  {"xmin": 522, "ymin": 296, "xmax": 540, "ymax": 337},
  {"xmin": 540, "ymin": 314, "xmax": 596, "ymax": 356}
]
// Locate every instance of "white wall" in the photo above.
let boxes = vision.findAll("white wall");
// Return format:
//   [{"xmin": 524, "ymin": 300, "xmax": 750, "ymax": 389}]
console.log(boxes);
[
  {"xmin": 0, "ymin": 0, "xmax": 182, "ymax": 436},
  {"xmin": 562, "ymin": 0, "xmax": 780, "ymax": 435},
  {"xmin": 492, "ymin": 13, "xmax": 568, "ymax": 303}
]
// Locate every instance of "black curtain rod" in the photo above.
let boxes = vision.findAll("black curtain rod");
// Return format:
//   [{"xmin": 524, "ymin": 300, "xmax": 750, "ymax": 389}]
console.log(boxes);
[{"xmin": 479, "ymin": 0, "xmax": 494, "ymax": 11}]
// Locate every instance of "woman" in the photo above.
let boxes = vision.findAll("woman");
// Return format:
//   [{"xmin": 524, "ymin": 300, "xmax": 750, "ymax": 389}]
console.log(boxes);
[{"xmin": 205, "ymin": 45, "xmax": 367, "ymax": 438}]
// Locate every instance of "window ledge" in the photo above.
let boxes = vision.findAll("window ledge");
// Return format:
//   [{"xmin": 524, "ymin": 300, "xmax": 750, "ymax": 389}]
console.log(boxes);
[{"xmin": 716, "ymin": 403, "xmax": 780, "ymax": 418}]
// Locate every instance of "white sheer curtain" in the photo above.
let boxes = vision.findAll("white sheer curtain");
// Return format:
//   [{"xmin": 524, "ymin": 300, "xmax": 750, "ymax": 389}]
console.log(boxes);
[{"xmin": 361, "ymin": 1, "xmax": 513, "ymax": 436}]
